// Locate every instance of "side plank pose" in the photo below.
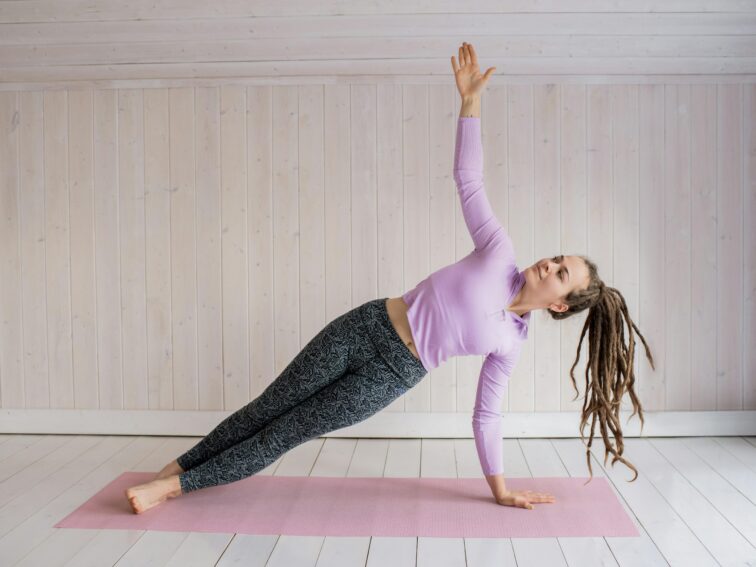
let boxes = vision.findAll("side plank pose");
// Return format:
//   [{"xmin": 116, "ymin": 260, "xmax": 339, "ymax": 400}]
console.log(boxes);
[{"xmin": 126, "ymin": 42, "xmax": 655, "ymax": 515}]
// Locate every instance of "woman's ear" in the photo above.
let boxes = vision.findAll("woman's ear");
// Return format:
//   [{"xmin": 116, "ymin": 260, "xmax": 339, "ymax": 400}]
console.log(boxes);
[{"xmin": 549, "ymin": 302, "xmax": 569, "ymax": 313}]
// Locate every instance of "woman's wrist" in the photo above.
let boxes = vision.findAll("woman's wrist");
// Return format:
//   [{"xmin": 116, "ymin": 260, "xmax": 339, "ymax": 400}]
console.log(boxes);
[
  {"xmin": 459, "ymin": 96, "xmax": 481, "ymax": 118},
  {"xmin": 484, "ymin": 472, "xmax": 508, "ymax": 499}
]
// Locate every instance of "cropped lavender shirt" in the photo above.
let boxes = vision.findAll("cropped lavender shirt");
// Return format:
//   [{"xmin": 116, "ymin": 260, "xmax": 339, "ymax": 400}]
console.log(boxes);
[{"xmin": 401, "ymin": 116, "xmax": 530, "ymax": 476}]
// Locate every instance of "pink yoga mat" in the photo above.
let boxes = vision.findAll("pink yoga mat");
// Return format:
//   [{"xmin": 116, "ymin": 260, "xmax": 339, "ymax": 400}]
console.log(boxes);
[{"xmin": 54, "ymin": 472, "xmax": 639, "ymax": 538}]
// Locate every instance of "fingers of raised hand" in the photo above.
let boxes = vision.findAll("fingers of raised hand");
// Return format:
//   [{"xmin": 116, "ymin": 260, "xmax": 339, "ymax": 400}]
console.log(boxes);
[
  {"xmin": 451, "ymin": 55, "xmax": 459, "ymax": 73},
  {"xmin": 467, "ymin": 43, "xmax": 478, "ymax": 66},
  {"xmin": 453, "ymin": 42, "xmax": 486, "ymax": 74},
  {"xmin": 457, "ymin": 42, "xmax": 474, "ymax": 66},
  {"xmin": 463, "ymin": 43, "xmax": 473, "ymax": 66}
]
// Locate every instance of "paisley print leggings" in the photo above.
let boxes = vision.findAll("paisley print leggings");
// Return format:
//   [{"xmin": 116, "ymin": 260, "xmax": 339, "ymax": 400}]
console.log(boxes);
[{"xmin": 175, "ymin": 297, "xmax": 428, "ymax": 494}]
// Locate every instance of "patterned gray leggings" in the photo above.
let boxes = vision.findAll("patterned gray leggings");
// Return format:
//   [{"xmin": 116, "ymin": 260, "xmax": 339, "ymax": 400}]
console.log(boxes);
[{"xmin": 175, "ymin": 297, "xmax": 427, "ymax": 494}]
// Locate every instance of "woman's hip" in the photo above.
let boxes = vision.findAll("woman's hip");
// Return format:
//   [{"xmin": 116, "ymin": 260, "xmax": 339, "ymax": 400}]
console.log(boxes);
[{"xmin": 346, "ymin": 298, "xmax": 427, "ymax": 388}]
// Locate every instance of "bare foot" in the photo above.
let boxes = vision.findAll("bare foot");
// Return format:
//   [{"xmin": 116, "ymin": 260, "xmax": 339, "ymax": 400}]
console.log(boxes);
[
  {"xmin": 125, "ymin": 476, "xmax": 182, "ymax": 514},
  {"xmin": 154, "ymin": 459, "xmax": 185, "ymax": 481}
]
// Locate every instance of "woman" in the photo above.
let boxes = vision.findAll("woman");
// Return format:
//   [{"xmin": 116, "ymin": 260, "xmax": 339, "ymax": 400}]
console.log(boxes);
[{"xmin": 126, "ymin": 42, "xmax": 655, "ymax": 515}]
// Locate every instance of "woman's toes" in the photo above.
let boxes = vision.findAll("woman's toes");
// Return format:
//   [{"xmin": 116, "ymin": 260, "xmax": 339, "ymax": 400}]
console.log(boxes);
[
  {"xmin": 126, "ymin": 485, "xmax": 156, "ymax": 514},
  {"xmin": 125, "ymin": 488, "xmax": 143, "ymax": 514},
  {"xmin": 125, "ymin": 480, "xmax": 176, "ymax": 514}
]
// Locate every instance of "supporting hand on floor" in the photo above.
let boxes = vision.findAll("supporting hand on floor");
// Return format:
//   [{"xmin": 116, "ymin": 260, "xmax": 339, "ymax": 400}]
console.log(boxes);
[{"xmin": 495, "ymin": 489, "xmax": 556, "ymax": 510}]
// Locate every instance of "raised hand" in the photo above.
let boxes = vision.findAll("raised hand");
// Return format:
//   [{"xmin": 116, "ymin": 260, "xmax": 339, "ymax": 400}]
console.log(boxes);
[{"xmin": 451, "ymin": 42, "xmax": 496, "ymax": 99}]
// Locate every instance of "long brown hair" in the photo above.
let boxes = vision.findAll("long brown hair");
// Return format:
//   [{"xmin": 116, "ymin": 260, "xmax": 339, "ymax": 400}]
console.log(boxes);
[{"xmin": 549, "ymin": 256, "xmax": 655, "ymax": 482}]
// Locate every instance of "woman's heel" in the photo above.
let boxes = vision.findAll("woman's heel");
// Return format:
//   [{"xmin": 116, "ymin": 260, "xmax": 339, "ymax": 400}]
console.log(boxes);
[{"xmin": 154, "ymin": 459, "xmax": 185, "ymax": 481}]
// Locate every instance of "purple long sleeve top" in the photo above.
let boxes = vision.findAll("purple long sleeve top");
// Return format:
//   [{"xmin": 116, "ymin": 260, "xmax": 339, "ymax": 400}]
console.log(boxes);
[{"xmin": 401, "ymin": 116, "xmax": 530, "ymax": 476}]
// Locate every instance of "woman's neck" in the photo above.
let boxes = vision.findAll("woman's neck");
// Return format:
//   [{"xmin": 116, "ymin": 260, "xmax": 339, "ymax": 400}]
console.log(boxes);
[{"xmin": 506, "ymin": 286, "xmax": 532, "ymax": 318}]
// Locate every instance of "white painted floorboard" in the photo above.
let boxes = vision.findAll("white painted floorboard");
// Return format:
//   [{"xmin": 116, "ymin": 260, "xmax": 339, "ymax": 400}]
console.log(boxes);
[{"xmin": 0, "ymin": 435, "xmax": 755, "ymax": 566}]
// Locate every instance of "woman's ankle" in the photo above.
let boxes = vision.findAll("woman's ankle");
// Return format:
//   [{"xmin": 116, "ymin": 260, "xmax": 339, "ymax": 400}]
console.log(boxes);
[
  {"xmin": 155, "ymin": 459, "xmax": 185, "ymax": 479},
  {"xmin": 165, "ymin": 475, "xmax": 183, "ymax": 498}
]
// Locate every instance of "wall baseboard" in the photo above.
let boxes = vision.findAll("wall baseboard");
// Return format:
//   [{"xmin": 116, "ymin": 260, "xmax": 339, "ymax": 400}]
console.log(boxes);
[{"xmin": 1, "ymin": 409, "xmax": 754, "ymax": 437}]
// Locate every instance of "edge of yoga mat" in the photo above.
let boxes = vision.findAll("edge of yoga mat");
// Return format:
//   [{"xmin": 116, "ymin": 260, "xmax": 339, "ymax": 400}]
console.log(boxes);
[{"xmin": 54, "ymin": 473, "xmax": 640, "ymax": 538}]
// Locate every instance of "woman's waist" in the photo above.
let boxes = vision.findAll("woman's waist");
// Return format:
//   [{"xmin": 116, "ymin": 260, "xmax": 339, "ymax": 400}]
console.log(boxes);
[{"xmin": 386, "ymin": 297, "xmax": 421, "ymax": 361}]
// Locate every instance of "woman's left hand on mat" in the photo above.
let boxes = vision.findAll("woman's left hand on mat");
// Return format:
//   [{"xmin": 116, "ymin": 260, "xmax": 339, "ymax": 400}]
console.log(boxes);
[{"xmin": 495, "ymin": 489, "xmax": 556, "ymax": 510}]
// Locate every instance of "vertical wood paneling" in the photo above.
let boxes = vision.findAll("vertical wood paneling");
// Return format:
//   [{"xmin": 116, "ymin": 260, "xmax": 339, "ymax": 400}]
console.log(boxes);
[
  {"xmin": 247, "ymin": 86, "xmax": 274, "ymax": 399},
  {"xmin": 143, "ymin": 88, "xmax": 172, "ymax": 410},
  {"xmin": 746, "ymin": 85, "xmax": 756, "ymax": 411},
  {"xmin": 117, "ymin": 89, "xmax": 147, "ymax": 409},
  {"xmin": 402, "ymin": 84, "xmax": 431, "ymax": 412},
  {"xmin": 611, "ymin": 85, "xmax": 641, "ymax": 415},
  {"xmin": 533, "ymin": 84, "xmax": 560, "ymax": 411},
  {"xmin": 587, "ymin": 86, "xmax": 613, "ymax": 288},
  {"xmin": 195, "ymin": 86, "xmax": 223, "ymax": 410},
  {"xmin": 716, "ymin": 84, "xmax": 743, "ymax": 410},
  {"xmin": 507, "ymin": 84, "xmax": 534, "ymax": 412},
  {"xmin": 169, "ymin": 88, "xmax": 197, "ymax": 410},
  {"xmin": 0, "ymin": 91, "xmax": 23, "ymax": 408},
  {"xmin": 42, "ymin": 90, "xmax": 73, "ymax": 408},
  {"xmin": 428, "ymin": 85, "xmax": 456, "ymax": 412},
  {"xmin": 351, "ymin": 84, "xmax": 377, "ymax": 306},
  {"xmin": 68, "ymin": 89, "xmax": 97, "ymax": 409},
  {"xmin": 93, "ymin": 89, "xmax": 120, "ymax": 409},
  {"xmin": 559, "ymin": 84, "xmax": 589, "ymax": 414},
  {"xmin": 220, "ymin": 85, "xmax": 248, "ymax": 410},
  {"xmin": 664, "ymin": 85, "xmax": 692, "ymax": 410},
  {"xmin": 322, "ymin": 84, "xmax": 350, "ymax": 374},
  {"xmin": 639, "ymin": 85, "xmax": 666, "ymax": 411},
  {"xmin": 298, "ymin": 85, "xmax": 325, "ymax": 352},
  {"xmin": 1, "ymin": 79, "xmax": 753, "ymax": 419},
  {"xmin": 19, "ymin": 91, "xmax": 47, "ymax": 408},
  {"xmin": 690, "ymin": 85, "xmax": 718, "ymax": 410},
  {"xmin": 376, "ymin": 84, "xmax": 405, "ymax": 412},
  {"xmin": 272, "ymin": 86, "xmax": 299, "ymax": 374}
]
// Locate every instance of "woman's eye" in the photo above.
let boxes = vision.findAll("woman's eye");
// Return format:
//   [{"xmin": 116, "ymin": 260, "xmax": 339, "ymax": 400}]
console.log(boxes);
[{"xmin": 551, "ymin": 257, "xmax": 562, "ymax": 280}]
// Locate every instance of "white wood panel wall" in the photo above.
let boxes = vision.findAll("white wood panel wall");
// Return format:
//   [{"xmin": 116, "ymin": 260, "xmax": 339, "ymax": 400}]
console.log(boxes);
[
  {"xmin": 1, "ymin": 1, "xmax": 756, "ymax": 88},
  {"xmin": 1, "ymin": 82, "xmax": 754, "ymax": 417},
  {"xmin": 0, "ymin": 0, "xmax": 754, "ymax": 424}
]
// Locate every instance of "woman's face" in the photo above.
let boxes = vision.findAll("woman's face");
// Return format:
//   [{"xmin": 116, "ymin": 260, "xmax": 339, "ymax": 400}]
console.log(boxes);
[{"xmin": 525, "ymin": 255, "xmax": 590, "ymax": 312}]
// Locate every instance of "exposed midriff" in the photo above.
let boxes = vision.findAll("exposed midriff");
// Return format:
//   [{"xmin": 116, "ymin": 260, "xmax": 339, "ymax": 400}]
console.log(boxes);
[{"xmin": 385, "ymin": 297, "xmax": 421, "ymax": 362}]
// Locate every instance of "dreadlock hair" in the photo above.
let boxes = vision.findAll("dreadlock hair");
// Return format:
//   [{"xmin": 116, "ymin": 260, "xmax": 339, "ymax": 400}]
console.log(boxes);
[{"xmin": 548, "ymin": 255, "xmax": 655, "ymax": 483}]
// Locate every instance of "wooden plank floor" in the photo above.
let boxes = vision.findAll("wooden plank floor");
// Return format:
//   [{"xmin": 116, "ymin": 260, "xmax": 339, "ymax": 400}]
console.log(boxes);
[{"xmin": 0, "ymin": 435, "xmax": 754, "ymax": 566}]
